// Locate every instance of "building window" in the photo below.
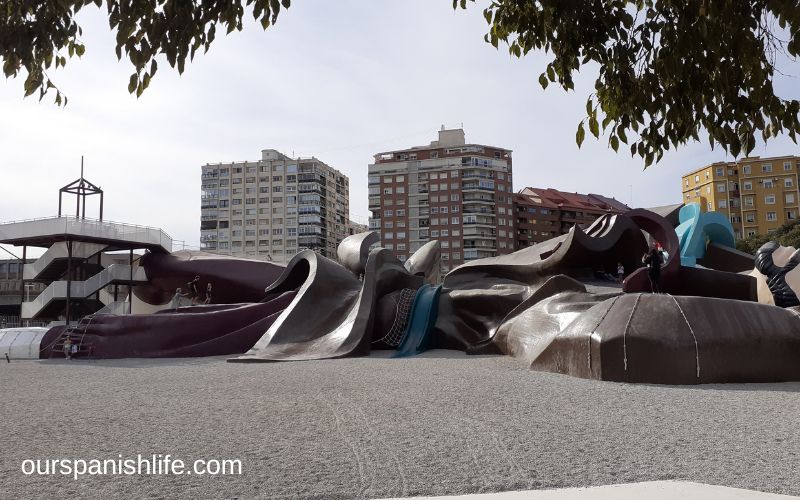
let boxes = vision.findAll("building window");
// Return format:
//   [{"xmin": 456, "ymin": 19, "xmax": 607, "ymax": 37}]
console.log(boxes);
[
  {"xmin": 718, "ymin": 200, "xmax": 727, "ymax": 209},
  {"xmin": 716, "ymin": 167, "xmax": 724, "ymax": 177},
  {"xmin": 396, "ymin": 209, "xmax": 406, "ymax": 216},
  {"xmin": 765, "ymin": 195, "xmax": 776, "ymax": 204},
  {"xmin": 743, "ymin": 166, "xmax": 751, "ymax": 174},
  {"xmin": 746, "ymin": 213, "xmax": 755, "ymax": 223},
  {"xmin": 786, "ymin": 178, "xmax": 794, "ymax": 188},
  {"xmin": 451, "ymin": 217, "xmax": 460, "ymax": 225},
  {"xmin": 684, "ymin": 179, "xmax": 689, "ymax": 187},
  {"xmin": 784, "ymin": 162, "xmax": 793, "ymax": 171},
  {"xmin": 763, "ymin": 180, "xmax": 774, "ymax": 189},
  {"xmin": 707, "ymin": 202, "xmax": 712, "ymax": 210},
  {"xmin": 717, "ymin": 184, "xmax": 726, "ymax": 193},
  {"xmin": 788, "ymin": 211, "xmax": 796, "ymax": 220},
  {"xmin": 430, "ymin": 151, "xmax": 438, "ymax": 158},
  {"xmin": 743, "ymin": 181, "xmax": 752, "ymax": 191},
  {"xmin": 787, "ymin": 193, "xmax": 795, "ymax": 204},
  {"xmin": 383, "ymin": 188, "xmax": 393, "ymax": 195},
  {"xmin": 747, "ymin": 230, "xmax": 756, "ymax": 237},
  {"xmin": 384, "ymin": 210, "xmax": 393, "ymax": 217},
  {"xmin": 766, "ymin": 212, "xmax": 777, "ymax": 221},
  {"xmin": 397, "ymin": 232, "xmax": 406, "ymax": 239},
  {"xmin": 762, "ymin": 164, "xmax": 773, "ymax": 173},
  {"xmin": 384, "ymin": 232, "xmax": 394, "ymax": 240}
]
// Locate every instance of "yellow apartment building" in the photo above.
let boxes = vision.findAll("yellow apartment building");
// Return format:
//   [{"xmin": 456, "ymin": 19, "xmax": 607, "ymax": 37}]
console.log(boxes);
[{"xmin": 681, "ymin": 155, "xmax": 800, "ymax": 239}]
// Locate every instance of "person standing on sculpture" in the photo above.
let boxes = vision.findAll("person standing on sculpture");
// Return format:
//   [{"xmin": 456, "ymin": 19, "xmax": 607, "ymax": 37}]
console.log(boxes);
[
  {"xmin": 63, "ymin": 337, "xmax": 72, "ymax": 360},
  {"xmin": 172, "ymin": 288, "xmax": 184, "ymax": 311},
  {"xmin": 204, "ymin": 282, "xmax": 213, "ymax": 305},
  {"xmin": 617, "ymin": 262, "xmax": 625, "ymax": 284},
  {"xmin": 188, "ymin": 276, "xmax": 201, "ymax": 305},
  {"xmin": 642, "ymin": 245, "xmax": 664, "ymax": 293}
]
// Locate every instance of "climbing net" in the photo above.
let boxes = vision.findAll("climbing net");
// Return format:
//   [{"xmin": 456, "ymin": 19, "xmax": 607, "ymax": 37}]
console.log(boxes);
[{"xmin": 373, "ymin": 288, "xmax": 416, "ymax": 347}]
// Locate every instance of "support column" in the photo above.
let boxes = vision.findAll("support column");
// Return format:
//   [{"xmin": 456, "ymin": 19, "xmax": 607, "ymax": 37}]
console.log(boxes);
[
  {"xmin": 65, "ymin": 239, "xmax": 72, "ymax": 326},
  {"xmin": 128, "ymin": 249, "xmax": 133, "ymax": 315},
  {"xmin": 21, "ymin": 245, "xmax": 26, "ymax": 326}
]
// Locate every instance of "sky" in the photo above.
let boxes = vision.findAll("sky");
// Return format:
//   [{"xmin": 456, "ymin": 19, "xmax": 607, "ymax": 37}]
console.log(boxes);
[{"xmin": 2, "ymin": 0, "xmax": 799, "ymax": 255}]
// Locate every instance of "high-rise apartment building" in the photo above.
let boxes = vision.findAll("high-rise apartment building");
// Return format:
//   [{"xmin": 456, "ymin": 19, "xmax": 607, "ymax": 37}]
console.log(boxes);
[
  {"xmin": 513, "ymin": 188, "xmax": 630, "ymax": 248},
  {"xmin": 201, "ymin": 149, "xmax": 350, "ymax": 263},
  {"xmin": 681, "ymin": 155, "xmax": 800, "ymax": 239},
  {"xmin": 368, "ymin": 128, "xmax": 515, "ymax": 274}
]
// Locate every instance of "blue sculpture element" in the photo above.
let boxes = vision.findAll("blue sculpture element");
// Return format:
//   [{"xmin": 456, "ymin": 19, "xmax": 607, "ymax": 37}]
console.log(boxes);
[
  {"xmin": 675, "ymin": 203, "xmax": 736, "ymax": 267},
  {"xmin": 394, "ymin": 285, "xmax": 442, "ymax": 358}
]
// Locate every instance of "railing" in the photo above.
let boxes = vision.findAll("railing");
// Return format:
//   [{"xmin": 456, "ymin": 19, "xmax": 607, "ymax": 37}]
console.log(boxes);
[
  {"xmin": 95, "ymin": 301, "xmax": 131, "ymax": 315},
  {"xmin": 0, "ymin": 315, "xmax": 50, "ymax": 328},
  {"xmin": 0, "ymin": 216, "xmax": 173, "ymax": 251}
]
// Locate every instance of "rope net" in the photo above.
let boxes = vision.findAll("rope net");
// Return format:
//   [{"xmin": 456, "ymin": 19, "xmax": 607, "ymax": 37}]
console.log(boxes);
[{"xmin": 373, "ymin": 288, "xmax": 416, "ymax": 347}]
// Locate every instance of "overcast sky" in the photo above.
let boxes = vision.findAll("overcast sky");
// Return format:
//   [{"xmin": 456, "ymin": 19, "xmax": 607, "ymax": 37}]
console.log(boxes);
[{"xmin": 2, "ymin": 0, "xmax": 799, "ymax": 254}]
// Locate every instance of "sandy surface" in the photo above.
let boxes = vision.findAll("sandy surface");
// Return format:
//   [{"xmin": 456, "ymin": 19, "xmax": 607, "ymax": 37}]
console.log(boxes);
[{"xmin": 2, "ymin": 351, "xmax": 799, "ymax": 499}]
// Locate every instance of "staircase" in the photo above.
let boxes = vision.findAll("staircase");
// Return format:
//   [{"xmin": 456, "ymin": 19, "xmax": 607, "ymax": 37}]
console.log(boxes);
[
  {"xmin": 23, "ymin": 241, "xmax": 106, "ymax": 281},
  {"xmin": 22, "ymin": 264, "xmax": 147, "ymax": 319},
  {"xmin": 48, "ymin": 315, "xmax": 96, "ymax": 359}
]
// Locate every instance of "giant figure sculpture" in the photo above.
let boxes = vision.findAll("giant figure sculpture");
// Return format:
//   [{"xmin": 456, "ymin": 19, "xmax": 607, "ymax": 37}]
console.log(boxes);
[{"xmin": 41, "ymin": 210, "xmax": 800, "ymax": 385}]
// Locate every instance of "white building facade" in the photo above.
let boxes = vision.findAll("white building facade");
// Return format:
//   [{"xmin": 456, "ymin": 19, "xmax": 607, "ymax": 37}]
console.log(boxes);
[{"xmin": 201, "ymin": 149, "xmax": 350, "ymax": 263}]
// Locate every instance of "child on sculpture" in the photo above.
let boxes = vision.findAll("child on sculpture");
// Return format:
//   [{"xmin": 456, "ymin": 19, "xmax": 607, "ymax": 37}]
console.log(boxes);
[{"xmin": 642, "ymin": 244, "xmax": 665, "ymax": 293}]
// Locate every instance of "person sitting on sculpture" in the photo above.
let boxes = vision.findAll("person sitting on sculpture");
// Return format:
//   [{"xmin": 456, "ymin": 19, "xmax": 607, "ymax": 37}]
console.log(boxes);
[
  {"xmin": 642, "ymin": 244, "xmax": 665, "ymax": 293},
  {"xmin": 617, "ymin": 262, "xmax": 625, "ymax": 283}
]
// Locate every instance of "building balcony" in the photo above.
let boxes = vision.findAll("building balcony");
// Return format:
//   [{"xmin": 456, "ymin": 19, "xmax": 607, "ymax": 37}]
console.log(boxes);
[
  {"xmin": 462, "ymin": 208, "xmax": 496, "ymax": 215},
  {"xmin": 462, "ymin": 185, "xmax": 494, "ymax": 192},
  {"xmin": 461, "ymin": 173, "xmax": 494, "ymax": 180}
]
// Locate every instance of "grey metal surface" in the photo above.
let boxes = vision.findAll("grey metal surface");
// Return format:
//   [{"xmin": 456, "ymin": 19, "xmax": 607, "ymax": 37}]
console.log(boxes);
[
  {"xmin": 337, "ymin": 230, "xmax": 380, "ymax": 277},
  {"xmin": 232, "ymin": 248, "xmax": 423, "ymax": 362}
]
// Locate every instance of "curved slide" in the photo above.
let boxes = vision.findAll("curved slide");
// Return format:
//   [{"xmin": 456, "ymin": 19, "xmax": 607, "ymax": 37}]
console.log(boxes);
[{"xmin": 394, "ymin": 285, "xmax": 442, "ymax": 358}]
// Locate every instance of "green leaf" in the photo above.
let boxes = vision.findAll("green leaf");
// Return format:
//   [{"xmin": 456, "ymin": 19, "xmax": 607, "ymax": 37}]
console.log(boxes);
[
  {"xmin": 538, "ymin": 73, "xmax": 548, "ymax": 90},
  {"xmin": 589, "ymin": 116, "xmax": 599, "ymax": 138},
  {"xmin": 576, "ymin": 122, "xmax": 586, "ymax": 148}
]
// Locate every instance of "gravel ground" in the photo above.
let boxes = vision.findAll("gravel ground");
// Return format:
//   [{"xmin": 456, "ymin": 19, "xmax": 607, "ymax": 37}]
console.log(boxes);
[{"xmin": 2, "ymin": 351, "xmax": 799, "ymax": 499}]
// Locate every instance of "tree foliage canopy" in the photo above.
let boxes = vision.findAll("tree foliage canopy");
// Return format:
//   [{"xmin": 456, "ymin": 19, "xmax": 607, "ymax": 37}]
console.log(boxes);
[
  {"xmin": 0, "ymin": 0, "xmax": 290, "ymax": 105},
  {"xmin": 455, "ymin": 0, "xmax": 800, "ymax": 165},
  {"xmin": 736, "ymin": 218, "xmax": 800, "ymax": 255},
  {"xmin": 2, "ymin": 0, "xmax": 800, "ymax": 166}
]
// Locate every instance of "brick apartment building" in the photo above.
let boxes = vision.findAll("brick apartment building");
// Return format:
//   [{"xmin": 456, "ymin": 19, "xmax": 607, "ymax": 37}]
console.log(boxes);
[
  {"xmin": 514, "ymin": 187, "xmax": 630, "ymax": 248},
  {"xmin": 368, "ymin": 128, "xmax": 515, "ymax": 274}
]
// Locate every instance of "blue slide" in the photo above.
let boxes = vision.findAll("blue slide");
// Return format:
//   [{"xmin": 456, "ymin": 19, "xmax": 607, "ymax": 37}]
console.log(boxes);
[{"xmin": 394, "ymin": 285, "xmax": 442, "ymax": 358}]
